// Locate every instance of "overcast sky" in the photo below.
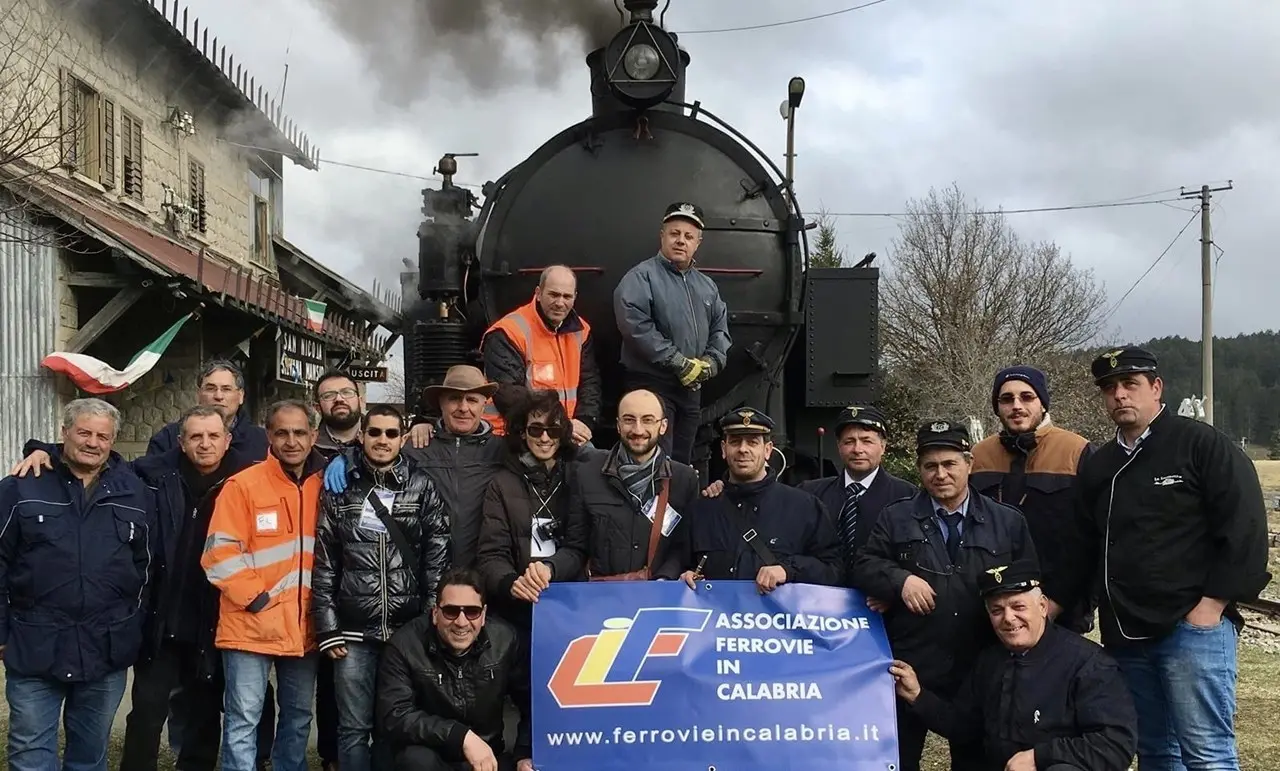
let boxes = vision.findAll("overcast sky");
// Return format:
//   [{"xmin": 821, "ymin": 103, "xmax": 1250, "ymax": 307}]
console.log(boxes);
[{"xmin": 182, "ymin": 0, "xmax": 1276, "ymax": 354}]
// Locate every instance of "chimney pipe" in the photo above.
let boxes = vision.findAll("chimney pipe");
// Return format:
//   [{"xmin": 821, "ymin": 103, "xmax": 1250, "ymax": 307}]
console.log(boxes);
[{"xmin": 623, "ymin": 0, "xmax": 659, "ymax": 24}]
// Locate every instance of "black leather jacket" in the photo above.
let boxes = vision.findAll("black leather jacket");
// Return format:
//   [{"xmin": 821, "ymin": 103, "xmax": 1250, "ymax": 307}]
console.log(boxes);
[
  {"xmin": 313, "ymin": 450, "xmax": 450, "ymax": 651},
  {"xmin": 377, "ymin": 614, "xmax": 531, "ymax": 761}
]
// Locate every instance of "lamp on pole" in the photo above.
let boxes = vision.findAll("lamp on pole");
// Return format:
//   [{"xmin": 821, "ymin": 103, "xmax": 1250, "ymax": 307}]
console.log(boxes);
[{"xmin": 780, "ymin": 76, "xmax": 805, "ymax": 208}]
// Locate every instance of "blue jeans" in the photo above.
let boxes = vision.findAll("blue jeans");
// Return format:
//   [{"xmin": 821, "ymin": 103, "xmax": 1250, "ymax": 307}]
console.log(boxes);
[
  {"xmin": 1110, "ymin": 617, "xmax": 1240, "ymax": 771},
  {"xmin": 334, "ymin": 642, "xmax": 394, "ymax": 771},
  {"xmin": 5, "ymin": 669, "xmax": 128, "ymax": 771},
  {"xmin": 221, "ymin": 650, "xmax": 318, "ymax": 771}
]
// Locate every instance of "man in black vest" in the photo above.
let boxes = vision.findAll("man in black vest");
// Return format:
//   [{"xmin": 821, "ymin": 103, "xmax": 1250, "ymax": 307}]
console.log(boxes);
[{"xmin": 799, "ymin": 406, "xmax": 915, "ymax": 584}]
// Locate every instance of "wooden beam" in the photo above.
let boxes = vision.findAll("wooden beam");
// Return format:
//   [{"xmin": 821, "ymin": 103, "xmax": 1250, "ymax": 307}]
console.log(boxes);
[
  {"xmin": 65, "ymin": 287, "xmax": 145, "ymax": 353},
  {"xmin": 67, "ymin": 271, "xmax": 129, "ymax": 288}
]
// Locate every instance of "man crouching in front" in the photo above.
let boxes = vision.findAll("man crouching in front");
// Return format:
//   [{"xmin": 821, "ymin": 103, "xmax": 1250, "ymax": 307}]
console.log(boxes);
[{"xmin": 377, "ymin": 568, "xmax": 533, "ymax": 771}]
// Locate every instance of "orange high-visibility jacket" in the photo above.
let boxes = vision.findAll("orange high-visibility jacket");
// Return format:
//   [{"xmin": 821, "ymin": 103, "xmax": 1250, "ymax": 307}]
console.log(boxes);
[
  {"xmin": 201, "ymin": 452, "xmax": 321, "ymax": 657},
  {"xmin": 481, "ymin": 299, "xmax": 591, "ymax": 435}
]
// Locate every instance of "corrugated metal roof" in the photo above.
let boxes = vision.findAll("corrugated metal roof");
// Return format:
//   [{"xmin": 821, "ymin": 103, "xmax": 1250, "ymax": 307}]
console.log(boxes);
[{"xmin": 0, "ymin": 192, "xmax": 60, "ymax": 458}]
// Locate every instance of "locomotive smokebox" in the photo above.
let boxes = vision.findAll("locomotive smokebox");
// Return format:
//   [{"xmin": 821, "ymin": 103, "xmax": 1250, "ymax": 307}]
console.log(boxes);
[{"xmin": 588, "ymin": 0, "xmax": 688, "ymax": 115}]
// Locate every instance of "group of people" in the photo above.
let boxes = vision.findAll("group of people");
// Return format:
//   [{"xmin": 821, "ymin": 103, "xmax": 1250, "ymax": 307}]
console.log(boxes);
[{"xmin": 0, "ymin": 196, "xmax": 1271, "ymax": 771}]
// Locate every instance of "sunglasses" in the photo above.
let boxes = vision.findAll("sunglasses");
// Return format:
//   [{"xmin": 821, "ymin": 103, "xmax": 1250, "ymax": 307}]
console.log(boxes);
[
  {"xmin": 997, "ymin": 393, "xmax": 1038, "ymax": 404},
  {"xmin": 365, "ymin": 427, "xmax": 402, "ymax": 439},
  {"xmin": 523, "ymin": 423, "xmax": 561, "ymax": 439},
  {"xmin": 438, "ymin": 604, "xmax": 484, "ymax": 621}
]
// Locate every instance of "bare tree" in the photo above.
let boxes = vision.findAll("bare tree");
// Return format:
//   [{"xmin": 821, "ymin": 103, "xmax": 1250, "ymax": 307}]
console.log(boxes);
[
  {"xmin": 0, "ymin": 0, "xmax": 83, "ymax": 229},
  {"xmin": 381, "ymin": 365, "xmax": 406, "ymax": 405},
  {"xmin": 809, "ymin": 209, "xmax": 845, "ymax": 268},
  {"xmin": 879, "ymin": 184, "xmax": 1109, "ymax": 429}
]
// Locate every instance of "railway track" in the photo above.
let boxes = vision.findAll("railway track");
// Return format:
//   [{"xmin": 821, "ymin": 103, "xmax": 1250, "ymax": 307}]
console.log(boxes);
[
  {"xmin": 1239, "ymin": 598, "xmax": 1280, "ymax": 636},
  {"xmin": 1241, "ymin": 598, "xmax": 1280, "ymax": 618}
]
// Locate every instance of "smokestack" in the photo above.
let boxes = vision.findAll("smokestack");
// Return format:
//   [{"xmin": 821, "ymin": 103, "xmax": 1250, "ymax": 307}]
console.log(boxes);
[{"xmin": 623, "ymin": 0, "xmax": 659, "ymax": 23}]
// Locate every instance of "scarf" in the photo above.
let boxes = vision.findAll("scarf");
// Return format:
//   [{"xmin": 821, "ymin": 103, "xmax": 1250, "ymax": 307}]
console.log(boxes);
[
  {"xmin": 519, "ymin": 452, "xmax": 564, "ymax": 519},
  {"xmin": 611, "ymin": 443, "xmax": 663, "ymax": 512}
]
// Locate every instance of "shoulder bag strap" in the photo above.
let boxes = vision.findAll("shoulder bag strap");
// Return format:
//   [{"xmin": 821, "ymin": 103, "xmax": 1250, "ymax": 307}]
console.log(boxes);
[
  {"xmin": 644, "ymin": 478, "xmax": 672, "ymax": 577},
  {"xmin": 366, "ymin": 490, "xmax": 420, "ymax": 586},
  {"xmin": 723, "ymin": 498, "xmax": 780, "ymax": 567}
]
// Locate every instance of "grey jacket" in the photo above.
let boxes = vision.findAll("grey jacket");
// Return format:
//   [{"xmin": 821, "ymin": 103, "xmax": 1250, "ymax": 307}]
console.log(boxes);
[{"xmin": 613, "ymin": 253, "xmax": 732, "ymax": 380}]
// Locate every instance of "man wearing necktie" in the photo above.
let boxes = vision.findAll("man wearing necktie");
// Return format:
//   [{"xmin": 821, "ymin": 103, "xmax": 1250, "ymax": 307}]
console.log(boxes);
[
  {"xmin": 798, "ymin": 405, "xmax": 915, "ymax": 584},
  {"xmin": 852, "ymin": 419, "xmax": 1041, "ymax": 771}
]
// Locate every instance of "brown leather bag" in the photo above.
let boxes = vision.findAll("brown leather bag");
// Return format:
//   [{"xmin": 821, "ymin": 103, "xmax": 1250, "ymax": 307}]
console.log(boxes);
[{"xmin": 588, "ymin": 478, "xmax": 671, "ymax": 582}]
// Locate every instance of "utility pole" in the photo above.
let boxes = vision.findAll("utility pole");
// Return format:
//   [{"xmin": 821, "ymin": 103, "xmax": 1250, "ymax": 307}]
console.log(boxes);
[{"xmin": 1179, "ymin": 180, "xmax": 1233, "ymax": 426}]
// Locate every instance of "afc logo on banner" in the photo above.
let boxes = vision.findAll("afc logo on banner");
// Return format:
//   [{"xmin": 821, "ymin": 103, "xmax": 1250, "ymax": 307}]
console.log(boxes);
[{"xmin": 547, "ymin": 607, "xmax": 712, "ymax": 709}]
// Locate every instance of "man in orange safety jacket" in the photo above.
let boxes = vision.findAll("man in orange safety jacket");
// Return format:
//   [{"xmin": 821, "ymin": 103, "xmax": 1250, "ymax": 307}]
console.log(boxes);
[
  {"xmin": 201, "ymin": 398, "xmax": 325, "ymax": 771},
  {"xmin": 480, "ymin": 264, "xmax": 602, "ymax": 446}
]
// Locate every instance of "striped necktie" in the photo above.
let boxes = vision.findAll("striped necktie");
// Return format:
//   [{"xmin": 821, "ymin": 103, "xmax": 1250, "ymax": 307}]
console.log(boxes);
[{"xmin": 838, "ymin": 481, "xmax": 866, "ymax": 560}]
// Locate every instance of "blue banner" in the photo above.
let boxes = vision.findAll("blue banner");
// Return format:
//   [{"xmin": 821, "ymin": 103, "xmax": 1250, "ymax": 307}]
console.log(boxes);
[{"xmin": 531, "ymin": 580, "xmax": 899, "ymax": 770}]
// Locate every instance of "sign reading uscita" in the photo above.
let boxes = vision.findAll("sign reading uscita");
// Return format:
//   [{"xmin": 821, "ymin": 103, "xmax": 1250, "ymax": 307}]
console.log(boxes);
[{"xmin": 531, "ymin": 581, "xmax": 899, "ymax": 770}]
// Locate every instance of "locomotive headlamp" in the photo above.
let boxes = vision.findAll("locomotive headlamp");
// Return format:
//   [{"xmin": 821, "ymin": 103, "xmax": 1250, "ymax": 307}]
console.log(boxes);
[{"xmin": 623, "ymin": 43, "xmax": 661, "ymax": 80}]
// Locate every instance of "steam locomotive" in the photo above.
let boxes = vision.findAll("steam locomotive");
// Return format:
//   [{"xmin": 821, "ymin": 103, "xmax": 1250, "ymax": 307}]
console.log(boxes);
[{"xmin": 399, "ymin": 0, "xmax": 880, "ymax": 482}]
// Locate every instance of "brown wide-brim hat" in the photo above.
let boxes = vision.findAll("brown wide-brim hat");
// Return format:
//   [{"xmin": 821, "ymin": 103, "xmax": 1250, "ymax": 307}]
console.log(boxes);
[{"xmin": 422, "ymin": 365, "xmax": 498, "ymax": 402}]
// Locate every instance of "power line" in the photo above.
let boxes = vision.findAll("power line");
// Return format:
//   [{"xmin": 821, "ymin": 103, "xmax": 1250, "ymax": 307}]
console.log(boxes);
[
  {"xmin": 1100, "ymin": 210, "xmax": 1200, "ymax": 324},
  {"xmin": 215, "ymin": 139, "xmax": 486, "ymax": 189},
  {"xmin": 675, "ymin": 0, "xmax": 896, "ymax": 35},
  {"xmin": 819, "ymin": 196, "xmax": 1185, "ymax": 218}
]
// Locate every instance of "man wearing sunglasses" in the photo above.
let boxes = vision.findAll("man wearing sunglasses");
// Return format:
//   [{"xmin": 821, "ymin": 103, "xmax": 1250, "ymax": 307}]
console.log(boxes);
[
  {"xmin": 970, "ymin": 366, "xmax": 1096, "ymax": 634},
  {"xmin": 377, "ymin": 568, "xmax": 532, "ymax": 771},
  {"xmin": 314, "ymin": 404, "xmax": 451, "ymax": 771}
]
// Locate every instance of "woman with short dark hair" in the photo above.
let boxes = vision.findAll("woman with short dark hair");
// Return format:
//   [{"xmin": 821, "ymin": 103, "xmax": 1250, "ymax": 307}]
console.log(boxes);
[{"xmin": 476, "ymin": 390, "xmax": 588, "ymax": 632}]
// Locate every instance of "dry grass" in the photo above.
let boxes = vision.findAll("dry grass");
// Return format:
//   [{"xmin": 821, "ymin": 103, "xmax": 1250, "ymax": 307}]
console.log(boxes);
[{"xmin": 1255, "ymin": 460, "xmax": 1280, "ymax": 493}]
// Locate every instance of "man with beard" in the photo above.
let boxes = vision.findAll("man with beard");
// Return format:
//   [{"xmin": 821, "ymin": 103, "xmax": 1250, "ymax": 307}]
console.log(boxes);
[
  {"xmin": 799, "ymin": 406, "xmax": 916, "ymax": 584},
  {"xmin": 970, "ymin": 366, "xmax": 1096, "ymax": 633},
  {"xmin": 889, "ymin": 559, "xmax": 1137, "ymax": 771},
  {"xmin": 314, "ymin": 404, "xmax": 450, "ymax": 771},
  {"xmin": 663, "ymin": 407, "xmax": 842, "ymax": 593},
  {"xmin": 147, "ymin": 360, "xmax": 268, "ymax": 460},
  {"xmin": 326, "ymin": 365, "xmax": 505, "ymax": 570},
  {"xmin": 613, "ymin": 202, "xmax": 732, "ymax": 465},
  {"xmin": 852, "ymin": 420, "xmax": 1041, "ymax": 771},
  {"xmin": 572, "ymin": 389, "xmax": 701, "ymax": 580}
]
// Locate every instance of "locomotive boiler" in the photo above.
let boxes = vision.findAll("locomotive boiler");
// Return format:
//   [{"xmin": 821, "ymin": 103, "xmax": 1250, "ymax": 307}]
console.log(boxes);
[{"xmin": 400, "ymin": 0, "xmax": 880, "ymax": 481}]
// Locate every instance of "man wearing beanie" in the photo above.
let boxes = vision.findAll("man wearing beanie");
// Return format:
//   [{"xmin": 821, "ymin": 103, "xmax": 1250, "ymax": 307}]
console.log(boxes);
[{"xmin": 971, "ymin": 365, "xmax": 1095, "ymax": 633}]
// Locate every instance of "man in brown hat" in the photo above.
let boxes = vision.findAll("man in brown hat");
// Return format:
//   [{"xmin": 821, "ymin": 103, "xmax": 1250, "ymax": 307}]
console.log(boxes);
[{"xmin": 324, "ymin": 365, "xmax": 505, "ymax": 568}]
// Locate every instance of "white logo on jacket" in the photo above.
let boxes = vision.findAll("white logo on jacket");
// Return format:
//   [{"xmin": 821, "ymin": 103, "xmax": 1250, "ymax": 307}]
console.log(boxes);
[{"xmin": 1153, "ymin": 474, "xmax": 1184, "ymax": 486}]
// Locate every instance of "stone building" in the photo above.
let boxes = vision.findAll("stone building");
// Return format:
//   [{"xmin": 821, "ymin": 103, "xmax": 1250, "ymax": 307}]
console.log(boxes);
[{"xmin": 0, "ymin": 0, "xmax": 396, "ymax": 460}]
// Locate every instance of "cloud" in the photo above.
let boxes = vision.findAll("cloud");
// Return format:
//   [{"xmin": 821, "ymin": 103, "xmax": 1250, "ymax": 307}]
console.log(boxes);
[{"xmin": 182, "ymin": 0, "xmax": 1277, "ymax": 347}]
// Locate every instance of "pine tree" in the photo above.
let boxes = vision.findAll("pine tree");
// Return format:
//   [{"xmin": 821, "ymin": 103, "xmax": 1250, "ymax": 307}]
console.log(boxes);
[{"xmin": 810, "ymin": 210, "xmax": 845, "ymax": 268}]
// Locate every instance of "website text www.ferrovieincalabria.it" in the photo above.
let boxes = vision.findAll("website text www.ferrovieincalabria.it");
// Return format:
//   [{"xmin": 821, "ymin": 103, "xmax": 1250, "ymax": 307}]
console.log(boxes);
[{"xmin": 545, "ymin": 722, "xmax": 885, "ymax": 747}]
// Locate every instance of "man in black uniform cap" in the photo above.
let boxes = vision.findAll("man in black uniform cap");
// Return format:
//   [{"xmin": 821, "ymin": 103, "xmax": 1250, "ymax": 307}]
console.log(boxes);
[
  {"xmin": 890, "ymin": 558, "xmax": 1138, "ymax": 771},
  {"xmin": 799, "ymin": 405, "xmax": 915, "ymax": 584},
  {"xmin": 1056, "ymin": 346, "xmax": 1271, "ymax": 771},
  {"xmin": 852, "ymin": 419, "xmax": 1040, "ymax": 771},
  {"xmin": 614, "ymin": 201, "xmax": 732, "ymax": 465},
  {"xmin": 660, "ymin": 407, "xmax": 842, "ymax": 593}
]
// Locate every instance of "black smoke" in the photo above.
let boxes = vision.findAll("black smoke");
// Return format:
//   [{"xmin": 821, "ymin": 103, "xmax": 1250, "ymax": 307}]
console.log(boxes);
[{"xmin": 309, "ymin": 0, "xmax": 621, "ymax": 99}]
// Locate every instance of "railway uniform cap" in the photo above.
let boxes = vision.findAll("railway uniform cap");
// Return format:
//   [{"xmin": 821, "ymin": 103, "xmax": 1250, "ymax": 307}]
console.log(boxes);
[
  {"xmin": 663, "ymin": 201, "xmax": 705, "ymax": 229},
  {"xmin": 977, "ymin": 558, "xmax": 1042, "ymax": 598},
  {"xmin": 834, "ymin": 405, "xmax": 888, "ymax": 436},
  {"xmin": 915, "ymin": 419, "xmax": 971, "ymax": 453},
  {"xmin": 720, "ymin": 406, "xmax": 774, "ymax": 435},
  {"xmin": 1090, "ymin": 346, "xmax": 1159, "ymax": 385}
]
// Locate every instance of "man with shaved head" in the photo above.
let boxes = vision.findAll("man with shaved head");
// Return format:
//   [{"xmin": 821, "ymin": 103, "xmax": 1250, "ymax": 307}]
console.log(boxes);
[
  {"xmin": 570, "ymin": 389, "xmax": 701, "ymax": 580},
  {"xmin": 481, "ymin": 264, "xmax": 601, "ymax": 445}
]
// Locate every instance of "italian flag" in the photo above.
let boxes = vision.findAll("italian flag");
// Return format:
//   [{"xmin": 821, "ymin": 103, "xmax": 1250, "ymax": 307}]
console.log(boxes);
[
  {"xmin": 41, "ymin": 312, "xmax": 194, "ymax": 394},
  {"xmin": 305, "ymin": 298, "xmax": 326, "ymax": 333}
]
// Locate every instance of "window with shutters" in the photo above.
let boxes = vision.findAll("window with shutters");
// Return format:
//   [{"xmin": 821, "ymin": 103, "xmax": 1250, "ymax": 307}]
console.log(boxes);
[
  {"xmin": 61, "ymin": 74, "xmax": 108, "ymax": 185},
  {"xmin": 248, "ymin": 167, "xmax": 275, "ymax": 269},
  {"xmin": 188, "ymin": 160, "xmax": 207, "ymax": 233},
  {"xmin": 120, "ymin": 111, "xmax": 144, "ymax": 202}
]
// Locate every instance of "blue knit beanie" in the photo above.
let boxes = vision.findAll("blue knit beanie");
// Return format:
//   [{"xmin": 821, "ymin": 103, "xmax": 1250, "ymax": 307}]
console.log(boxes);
[{"xmin": 991, "ymin": 366, "xmax": 1050, "ymax": 413}]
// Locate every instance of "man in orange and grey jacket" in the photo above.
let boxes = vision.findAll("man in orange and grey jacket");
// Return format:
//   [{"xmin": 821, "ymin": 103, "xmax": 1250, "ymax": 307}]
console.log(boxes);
[
  {"xmin": 201, "ymin": 399, "xmax": 326, "ymax": 771},
  {"xmin": 481, "ymin": 264, "xmax": 602, "ymax": 445},
  {"xmin": 970, "ymin": 365, "xmax": 1096, "ymax": 633}
]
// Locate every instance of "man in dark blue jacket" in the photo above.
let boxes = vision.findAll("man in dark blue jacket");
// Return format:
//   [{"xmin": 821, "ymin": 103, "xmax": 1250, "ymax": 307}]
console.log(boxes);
[
  {"xmin": 146, "ymin": 359, "xmax": 268, "ymax": 460},
  {"xmin": 0, "ymin": 398, "xmax": 158, "ymax": 771},
  {"xmin": 799, "ymin": 405, "xmax": 916, "ymax": 584},
  {"xmin": 662, "ymin": 407, "xmax": 842, "ymax": 592}
]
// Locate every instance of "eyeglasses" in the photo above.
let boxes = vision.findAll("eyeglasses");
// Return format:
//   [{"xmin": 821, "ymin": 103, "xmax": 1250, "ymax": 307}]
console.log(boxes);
[
  {"xmin": 438, "ymin": 604, "xmax": 484, "ymax": 621},
  {"xmin": 619, "ymin": 416, "xmax": 662, "ymax": 428},
  {"xmin": 523, "ymin": 423, "xmax": 561, "ymax": 438},
  {"xmin": 365, "ymin": 427, "xmax": 401, "ymax": 439},
  {"xmin": 997, "ymin": 393, "xmax": 1038, "ymax": 404},
  {"xmin": 319, "ymin": 387, "xmax": 359, "ymax": 402}
]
